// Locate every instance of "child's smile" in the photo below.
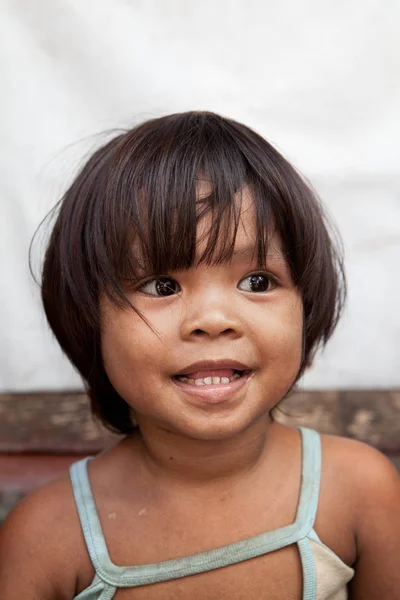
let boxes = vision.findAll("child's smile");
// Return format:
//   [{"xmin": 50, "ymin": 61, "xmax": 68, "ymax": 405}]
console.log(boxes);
[
  {"xmin": 100, "ymin": 188, "xmax": 304, "ymax": 441},
  {"xmin": 172, "ymin": 360, "xmax": 254, "ymax": 405}
]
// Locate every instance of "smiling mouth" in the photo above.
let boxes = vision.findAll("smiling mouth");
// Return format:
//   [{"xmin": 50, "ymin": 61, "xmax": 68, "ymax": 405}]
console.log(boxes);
[{"xmin": 173, "ymin": 369, "xmax": 250, "ymax": 387}]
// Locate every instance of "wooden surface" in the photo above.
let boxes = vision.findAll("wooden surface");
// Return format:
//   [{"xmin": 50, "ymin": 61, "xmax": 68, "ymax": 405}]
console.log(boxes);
[
  {"xmin": 275, "ymin": 390, "xmax": 400, "ymax": 452},
  {"xmin": 0, "ymin": 393, "xmax": 116, "ymax": 453},
  {"xmin": 0, "ymin": 390, "xmax": 399, "ymax": 452},
  {"xmin": 0, "ymin": 390, "xmax": 399, "ymax": 522}
]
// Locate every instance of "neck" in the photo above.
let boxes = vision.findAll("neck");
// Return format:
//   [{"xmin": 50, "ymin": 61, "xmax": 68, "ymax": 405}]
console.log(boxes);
[{"xmin": 132, "ymin": 414, "xmax": 275, "ymax": 488}]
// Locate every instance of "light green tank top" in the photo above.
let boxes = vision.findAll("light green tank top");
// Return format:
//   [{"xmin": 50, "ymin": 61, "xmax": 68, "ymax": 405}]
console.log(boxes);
[{"xmin": 70, "ymin": 427, "xmax": 354, "ymax": 600}]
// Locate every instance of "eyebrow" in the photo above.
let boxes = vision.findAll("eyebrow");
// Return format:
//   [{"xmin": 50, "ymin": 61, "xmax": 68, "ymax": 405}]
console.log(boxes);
[
  {"xmin": 232, "ymin": 244, "xmax": 284, "ymax": 260},
  {"xmin": 231, "ymin": 245, "xmax": 257, "ymax": 258},
  {"xmin": 232, "ymin": 244, "xmax": 290, "ymax": 273}
]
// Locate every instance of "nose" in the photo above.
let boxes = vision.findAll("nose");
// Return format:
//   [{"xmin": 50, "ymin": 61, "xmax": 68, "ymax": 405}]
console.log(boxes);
[{"xmin": 179, "ymin": 291, "xmax": 243, "ymax": 341}]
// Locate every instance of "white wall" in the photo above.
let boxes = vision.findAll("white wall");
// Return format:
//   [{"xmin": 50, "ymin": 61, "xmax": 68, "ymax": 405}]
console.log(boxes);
[{"xmin": 1, "ymin": 0, "xmax": 399, "ymax": 392}]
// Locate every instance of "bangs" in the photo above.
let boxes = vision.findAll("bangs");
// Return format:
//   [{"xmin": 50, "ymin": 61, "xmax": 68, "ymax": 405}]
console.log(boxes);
[
  {"xmin": 50, "ymin": 110, "xmax": 344, "ymax": 336},
  {"xmin": 66, "ymin": 113, "xmax": 278, "ymax": 315},
  {"xmin": 113, "ymin": 162, "xmax": 273, "ymax": 282}
]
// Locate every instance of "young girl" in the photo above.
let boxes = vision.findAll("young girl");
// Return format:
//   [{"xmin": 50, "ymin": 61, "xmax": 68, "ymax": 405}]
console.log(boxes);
[{"xmin": 0, "ymin": 111, "xmax": 399, "ymax": 599}]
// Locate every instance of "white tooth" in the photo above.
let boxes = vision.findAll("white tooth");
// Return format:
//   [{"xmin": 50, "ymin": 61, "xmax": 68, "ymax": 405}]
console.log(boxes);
[
  {"xmin": 204, "ymin": 377, "xmax": 212, "ymax": 385},
  {"xmin": 231, "ymin": 373, "xmax": 240, "ymax": 380},
  {"xmin": 179, "ymin": 376, "xmax": 188, "ymax": 382},
  {"xmin": 188, "ymin": 378, "xmax": 195, "ymax": 385},
  {"xmin": 221, "ymin": 377, "xmax": 230, "ymax": 384},
  {"xmin": 195, "ymin": 378, "xmax": 205, "ymax": 386},
  {"xmin": 212, "ymin": 377, "xmax": 221, "ymax": 384}
]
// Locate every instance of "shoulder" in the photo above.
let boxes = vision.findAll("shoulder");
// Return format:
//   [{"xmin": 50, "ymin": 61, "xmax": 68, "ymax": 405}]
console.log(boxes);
[
  {"xmin": 311, "ymin": 433, "xmax": 398, "ymax": 550},
  {"xmin": 0, "ymin": 469, "xmax": 90, "ymax": 599},
  {"xmin": 319, "ymin": 433, "xmax": 399, "ymax": 495},
  {"xmin": 319, "ymin": 433, "xmax": 400, "ymax": 545},
  {"xmin": 318, "ymin": 435, "xmax": 400, "ymax": 596}
]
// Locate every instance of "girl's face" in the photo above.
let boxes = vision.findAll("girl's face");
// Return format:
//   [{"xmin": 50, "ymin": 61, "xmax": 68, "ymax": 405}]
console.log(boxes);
[{"xmin": 100, "ymin": 188, "xmax": 303, "ymax": 441}]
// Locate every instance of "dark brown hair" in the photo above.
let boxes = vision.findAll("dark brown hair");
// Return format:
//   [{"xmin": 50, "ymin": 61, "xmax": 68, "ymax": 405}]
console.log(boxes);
[{"xmin": 39, "ymin": 111, "xmax": 346, "ymax": 434}]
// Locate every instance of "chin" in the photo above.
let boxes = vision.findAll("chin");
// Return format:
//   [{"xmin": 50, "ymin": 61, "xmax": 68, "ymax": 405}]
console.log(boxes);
[{"xmin": 171, "ymin": 410, "xmax": 269, "ymax": 442}]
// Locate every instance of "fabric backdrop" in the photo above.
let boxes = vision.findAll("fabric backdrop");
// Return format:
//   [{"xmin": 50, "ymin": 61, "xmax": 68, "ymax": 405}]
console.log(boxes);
[{"xmin": 1, "ymin": 0, "xmax": 399, "ymax": 391}]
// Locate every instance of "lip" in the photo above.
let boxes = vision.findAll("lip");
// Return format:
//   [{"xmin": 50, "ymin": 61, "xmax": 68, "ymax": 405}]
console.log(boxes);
[
  {"xmin": 175, "ymin": 359, "xmax": 251, "ymax": 376},
  {"xmin": 171, "ymin": 369, "xmax": 254, "ymax": 405}
]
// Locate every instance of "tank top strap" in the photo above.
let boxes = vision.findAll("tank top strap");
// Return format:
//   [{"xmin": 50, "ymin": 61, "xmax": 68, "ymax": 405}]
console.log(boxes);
[
  {"xmin": 69, "ymin": 427, "xmax": 323, "ymax": 590},
  {"xmin": 70, "ymin": 457, "xmax": 111, "ymax": 576},
  {"xmin": 295, "ymin": 427, "xmax": 322, "ymax": 533}
]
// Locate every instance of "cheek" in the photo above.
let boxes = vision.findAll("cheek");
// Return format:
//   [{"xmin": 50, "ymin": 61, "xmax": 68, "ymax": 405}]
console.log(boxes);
[
  {"xmin": 102, "ymin": 321, "xmax": 143, "ymax": 372},
  {"xmin": 100, "ymin": 308, "xmax": 172, "ymax": 393},
  {"xmin": 256, "ymin": 298, "xmax": 303, "ymax": 366}
]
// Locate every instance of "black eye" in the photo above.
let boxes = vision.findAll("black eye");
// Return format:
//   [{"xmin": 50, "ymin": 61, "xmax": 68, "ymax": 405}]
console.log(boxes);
[
  {"xmin": 140, "ymin": 277, "xmax": 180, "ymax": 297},
  {"xmin": 238, "ymin": 273, "xmax": 274, "ymax": 293}
]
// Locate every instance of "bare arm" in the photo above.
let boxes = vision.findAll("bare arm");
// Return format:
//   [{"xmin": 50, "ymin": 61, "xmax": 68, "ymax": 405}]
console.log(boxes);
[
  {"xmin": 348, "ymin": 444, "xmax": 400, "ymax": 599},
  {"xmin": 0, "ymin": 480, "xmax": 80, "ymax": 599}
]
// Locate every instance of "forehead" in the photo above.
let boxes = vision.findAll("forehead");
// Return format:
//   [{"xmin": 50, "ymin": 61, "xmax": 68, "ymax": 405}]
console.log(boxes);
[
  {"xmin": 195, "ymin": 180, "xmax": 283, "ymax": 263},
  {"xmin": 126, "ymin": 174, "xmax": 286, "ymax": 280}
]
